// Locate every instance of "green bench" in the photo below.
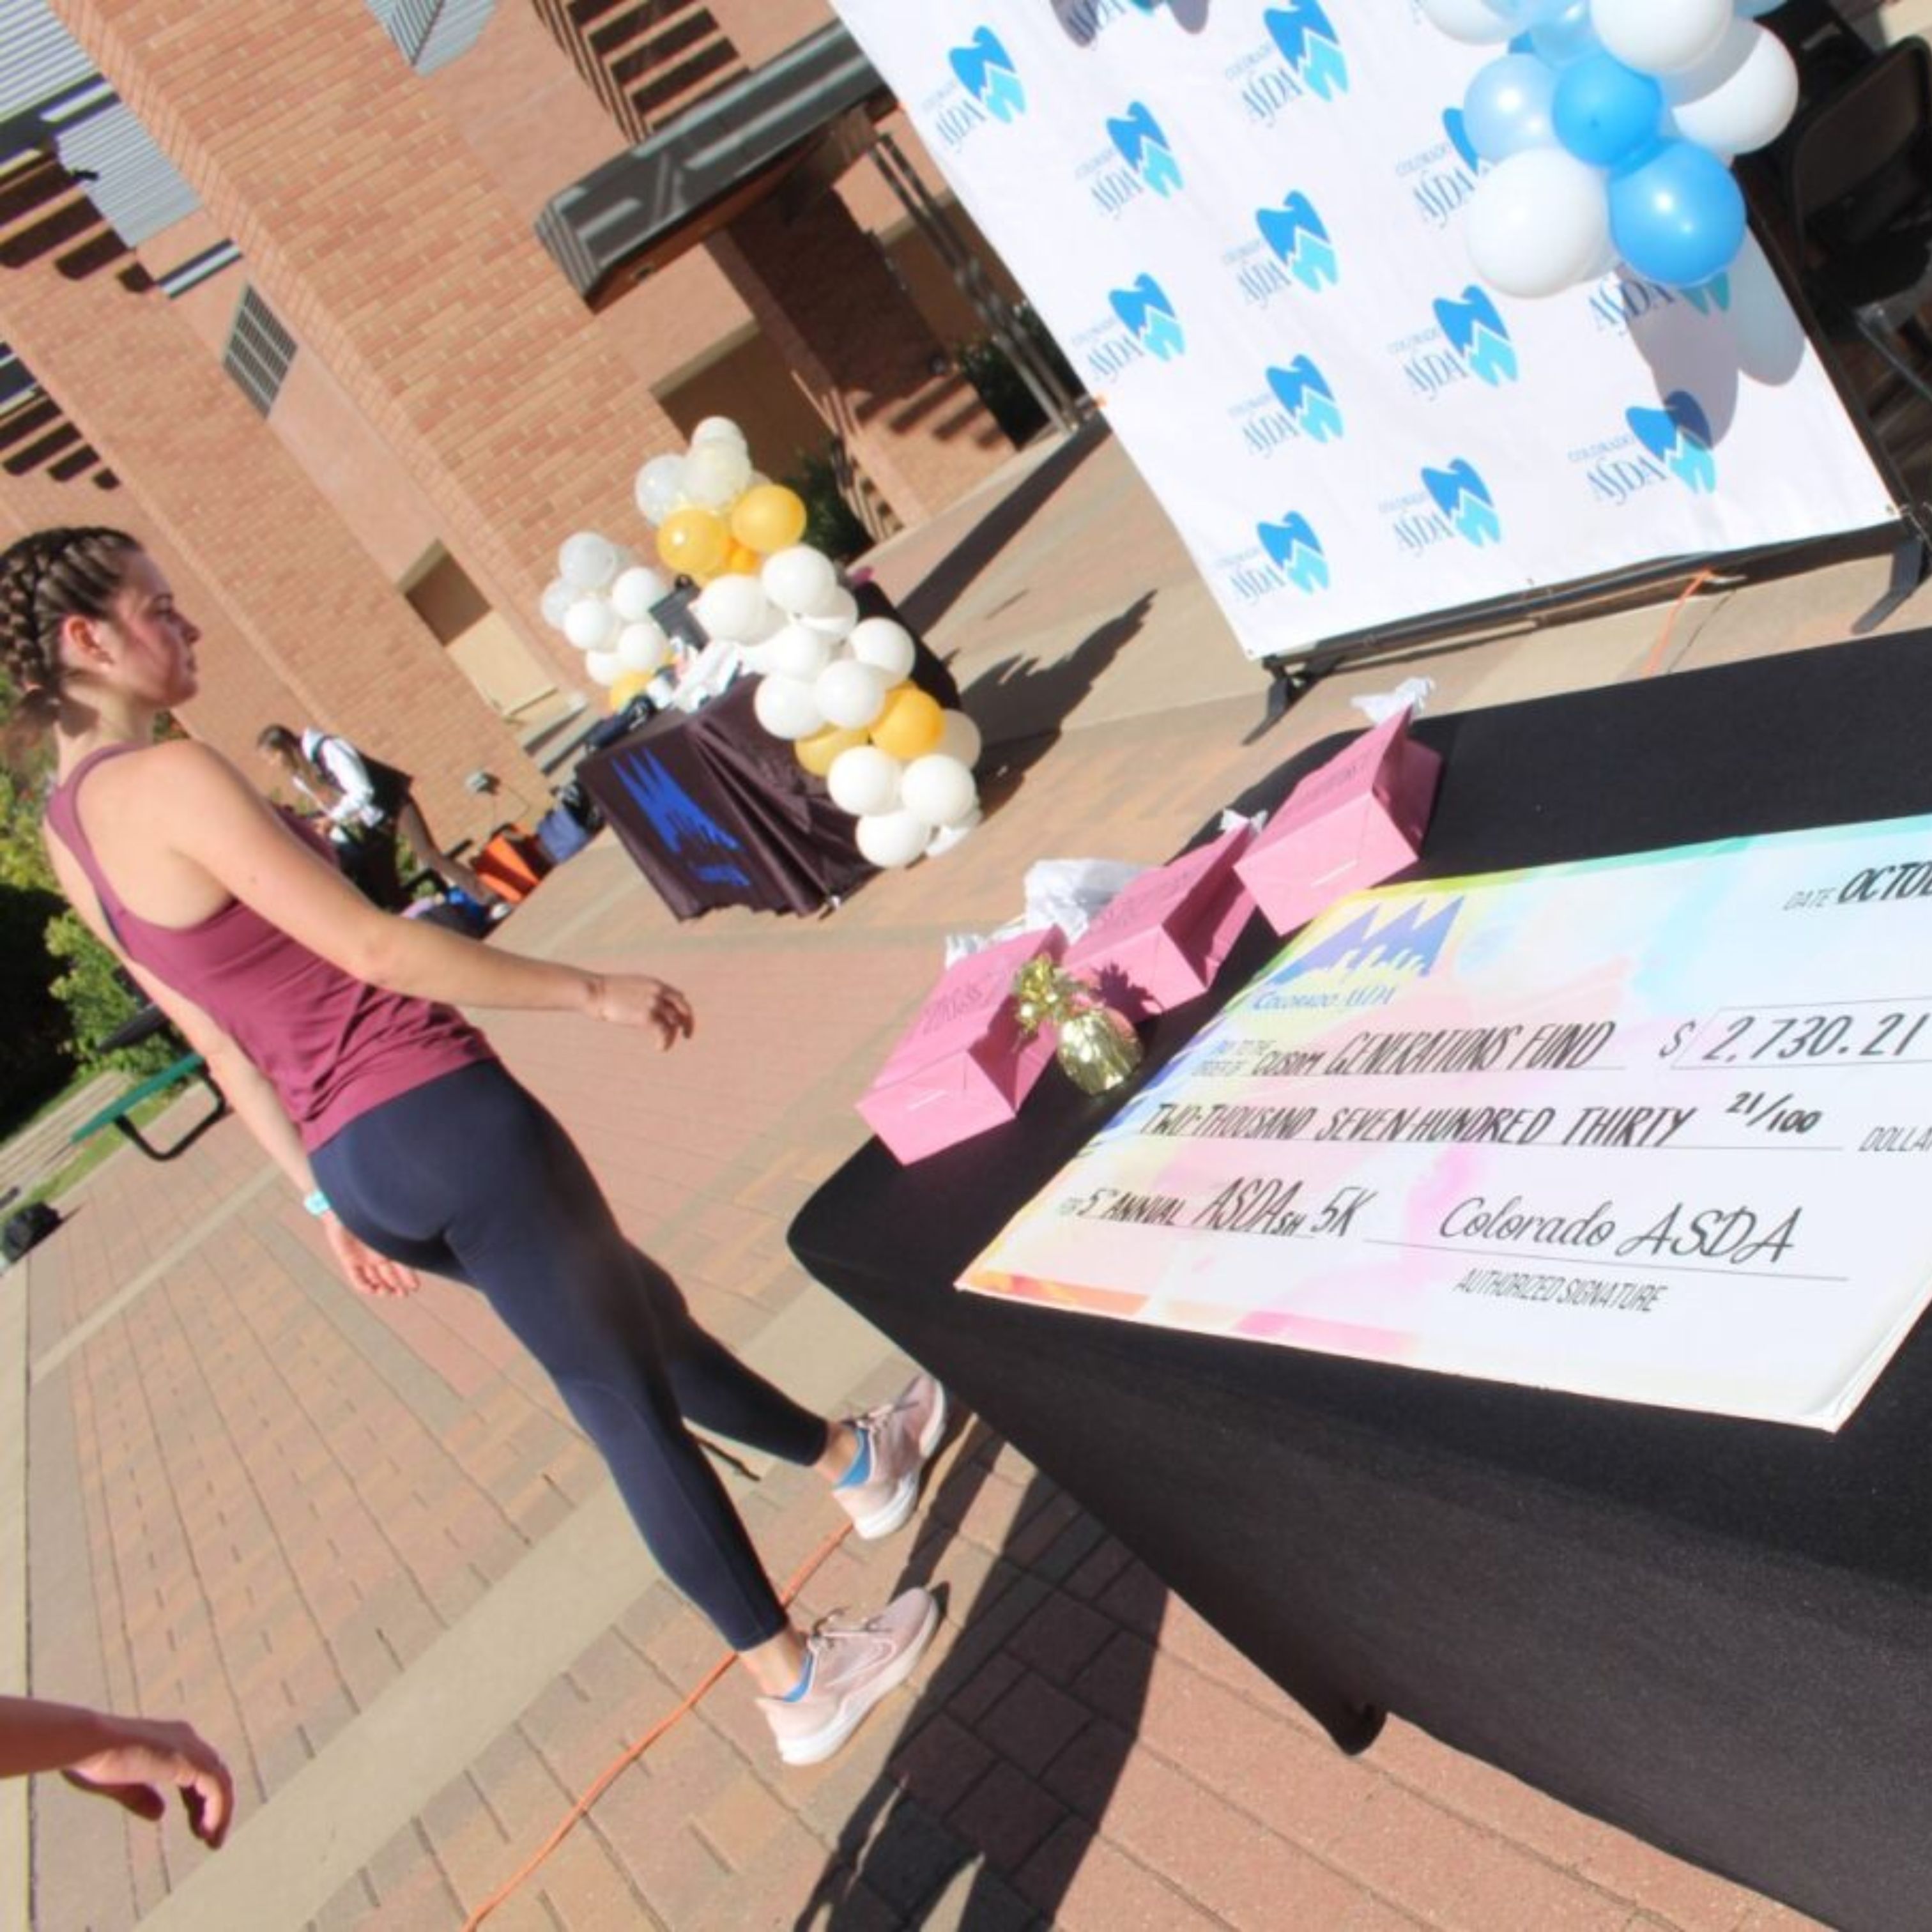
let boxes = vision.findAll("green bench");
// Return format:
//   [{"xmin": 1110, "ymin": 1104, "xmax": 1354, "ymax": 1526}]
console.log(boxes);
[{"xmin": 70, "ymin": 1053, "xmax": 229, "ymax": 1163}]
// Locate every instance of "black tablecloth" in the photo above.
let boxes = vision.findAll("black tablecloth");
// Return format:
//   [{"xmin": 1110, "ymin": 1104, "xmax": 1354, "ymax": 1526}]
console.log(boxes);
[
  {"xmin": 578, "ymin": 678, "xmax": 870, "ymax": 919},
  {"xmin": 790, "ymin": 632, "xmax": 1932, "ymax": 1931},
  {"xmin": 578, "ymin": 614, "xmax": 962, "ymax": 921}
]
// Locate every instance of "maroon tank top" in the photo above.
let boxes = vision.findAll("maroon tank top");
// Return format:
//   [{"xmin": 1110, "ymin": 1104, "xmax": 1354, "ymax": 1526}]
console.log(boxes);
[{"xmin": 46, "ymin": 744, "xmax": 493, "ymax": 1151}]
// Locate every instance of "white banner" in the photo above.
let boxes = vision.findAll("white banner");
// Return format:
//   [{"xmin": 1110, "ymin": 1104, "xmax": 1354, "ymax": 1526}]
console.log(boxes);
[{"xmin": 834, "ymin": 1, "xmax": 1898, "ymax": 661}]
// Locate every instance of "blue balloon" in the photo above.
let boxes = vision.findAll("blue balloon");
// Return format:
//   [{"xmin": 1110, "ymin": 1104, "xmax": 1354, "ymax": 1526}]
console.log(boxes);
[
  {"xmin": 1609, "ymin": 141, "xmax": 1747, "ymax": 288},
  {"xmin": 1530, "ymin": 0, "xmax": 1598, "ymax": 66},
  {"xmin": 1462, "ymin": 53, "xmax": 1559, "ymax": 164},
  {"xmin": 1552, "ymin": 52, "xmax": 1663, "ymax": 168}
]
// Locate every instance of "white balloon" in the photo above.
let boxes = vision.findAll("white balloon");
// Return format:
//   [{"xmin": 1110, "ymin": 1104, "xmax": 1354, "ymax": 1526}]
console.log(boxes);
[
  {"xmin": 610, "ymin": 565, "xmax": 670, "ymax": 623},
  {"xmin": 926, "ymin": 806, "xmax": 982, "ymax": 856},
  {"xmin": 1661, "ymin": 20, "xmax": 1797, "ymax": 155},
  {"xmin": 815, "ymin": 658, "xmax": 888, "ymax": 731},
  {"xmin": 694, "ymin": 572, "xmax": 770, "ymax": 641},
  {"xmin": 802, "ymin": 586, "xmax": 859, "ymax": 639},
  {"xmin": 900, "ymin": 754, "xmax": 978, "ymax": 829},
  {"xmin": 540, "ymin": 578, "xmax": 576, "ymax": 631},
  {"xmin": 634, "ymin": 454, "xmax": 687, "ymax": 526},
  {"xmin": 767, "ymin": 622, "xmax": 835, "ymax": 682},
  {"xmin": 690, "ymin": 415, "xmax": 747, "ymax": 449},
  {"xmin": 563, "ymin": 595, "xmax": 618, "ymax": 653},
  {"xmin": 682, "ymin": 439, "xmax": 753, "ymax": 511},
  {"xmin": 615, "ymin": 620, "xmax": 670, "ymax": 673},
  {"xmin": 847, "ymin": 616, "xmax": 917, "ymax": 681},
  {"xmin": 1417, "ymin": 0, "xmax": 1515, "ymax": 45},
  {"xmin": 558, "ymin": 531, "xmax": 619, "ymax": 592},
  {"xmin": 762, "ymin": 546, "xmax": 841, "ymax": 618},
  {"xmin": 1591, "ymin": 0, "xmax": 1729, "ymax": 75},
  {"xmin": 739, "ymin": 640, "xmax": 776, "ymax": 677},
  {"xmin": 856, "ymin": 809, "xmax": 930, "ymax": 870},
  {"xmin": 753, "ymin": 674, "xmax": 824, "ymax": 740},
  {"xmin": 935, "ymin": 710, "xmax": 984, "ymax": 769},
  {"xmin": 1464, "ymin": 148, "xmax": 1611, "ymax": 298},
  {"xmin": 827, "ymin": 744, "xmax": 902, "ymax": 816},
  {"xmin": 583, "ymin": 647, "xmax": 622, "ymax": 687}
]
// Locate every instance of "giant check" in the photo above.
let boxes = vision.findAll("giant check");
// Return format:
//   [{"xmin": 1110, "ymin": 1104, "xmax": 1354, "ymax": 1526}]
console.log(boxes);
[{"xmin": 961, "ymin": 815, "xmax": 1932, "ymax": 1430}]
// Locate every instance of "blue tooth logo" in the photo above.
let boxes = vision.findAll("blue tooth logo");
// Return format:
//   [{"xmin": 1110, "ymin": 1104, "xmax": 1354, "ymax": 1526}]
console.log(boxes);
[
  {"xmin": 1106, "ymin": 102, "xmax": 1183, "ymax": 196},
  {"xmin": 1679, "ymin": 272, "xmax": 1733, "ymax": 317},
  {"xmin": 1442, "ymin": 108, "xmax": 1483, "ymax": 177},
  {"xmin": 1265, "ymin": 357, "xmax": 1344, "ymax": 443},
  {"xmin": 949, "ymin": 27, "xmax": 1025, "ymax": 122},
  {"xmin": 1626, "ymin": 392, "xmax": 1717, "ymax": 494},
  {"xmin": 1432, "ymin": 286, "xmax": 1518, "ymax": 387},
  {"xmin": 1422, "ymin": 459, "xmax": 1501, "ymax": 546},
  {"xmin": 611, "ymin": 753, "xmax": 750, "ymax": 886},
  {"xmin": 1257, "ymin": 513, "xmax": 1330, "ymax": 592},
  {"xmin": 1255, "ymin": 193, "xmax": 1338, "ymax": 290},
  {"xmin": 1263, "ymin": 1, "xmax": 1348, "ymax": 100},
  {"xmin": 1109, "ymin": 273, "xmax": 1185, "ymax": 360}
]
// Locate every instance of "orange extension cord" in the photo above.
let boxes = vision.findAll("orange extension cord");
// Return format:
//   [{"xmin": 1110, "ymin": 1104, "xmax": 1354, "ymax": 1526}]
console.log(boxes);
[
  {"xmin": 1638, "ymin": 567, "xmax": 1718, "ymax": 680},
  {"xmin": 460, "ymin": 1517, "xmax": 856, "ymax": 1931}
]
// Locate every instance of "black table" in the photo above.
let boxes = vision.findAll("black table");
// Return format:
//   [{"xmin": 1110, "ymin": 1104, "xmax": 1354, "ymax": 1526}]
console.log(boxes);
[
  {"xmin": 579, "ymin": 677, "xmax": 870, "ymax": 919},
  {"xmin": 790, "ymin": 632, "xmax": 1932, "ymax": 1931},
  {"xmin": 578, "ymin": 611, "xmax": 962, "ymax": 920}
]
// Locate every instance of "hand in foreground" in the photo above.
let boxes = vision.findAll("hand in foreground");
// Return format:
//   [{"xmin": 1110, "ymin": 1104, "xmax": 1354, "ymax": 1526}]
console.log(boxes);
[
  {"xmin": 590, "ymin": 974, "xmax": 696, "ymax": 1050},
  {"xmin": 62, "ymin": 1715, "xmax": 234, "ymax": 1850},
  {"xmin": 322, "ymin": 1214, "xmax": 419, "ymax": 1298}
]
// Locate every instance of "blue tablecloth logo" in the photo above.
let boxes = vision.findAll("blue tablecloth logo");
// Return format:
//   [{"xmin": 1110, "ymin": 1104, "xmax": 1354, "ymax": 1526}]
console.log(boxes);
[{"xmin": 613, "ymin": 751, "xmax": 751, "ymax": 888}]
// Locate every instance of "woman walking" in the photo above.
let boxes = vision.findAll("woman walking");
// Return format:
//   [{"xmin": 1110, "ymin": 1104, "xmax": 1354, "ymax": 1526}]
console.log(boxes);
[{"xmin": 4, "ymin": 526, "xmax": 943, "ymax": 1768}]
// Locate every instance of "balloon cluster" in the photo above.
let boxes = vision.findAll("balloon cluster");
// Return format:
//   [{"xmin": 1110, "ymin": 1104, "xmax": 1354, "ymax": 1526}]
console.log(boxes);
[
  {"xmin": 1422, "ymin": 0, "xmax": 1797, "ymax": 296},
  {"xmin": 694, "ymin": 549, "xmax": 985, "ymax": 871},
  {"xmin": 537, "ymin": 417, "xmax": 985, "ymax": 871},
  {"xmin": 539, "ymin": 533, "xmax": 675, "ymax": 715}
]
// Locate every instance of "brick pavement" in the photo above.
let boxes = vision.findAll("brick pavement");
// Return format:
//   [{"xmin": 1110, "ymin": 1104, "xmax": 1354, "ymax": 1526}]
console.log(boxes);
[{"xmin": 12, "ymin": 428, "xmax": 1908, "ymax": 1929}]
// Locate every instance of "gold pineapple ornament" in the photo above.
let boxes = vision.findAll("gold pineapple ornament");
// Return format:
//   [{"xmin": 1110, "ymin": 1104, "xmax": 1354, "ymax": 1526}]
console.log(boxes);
[{"xmin": 1011, "ymin": 956, "xmax": 1144, "ymax": 1096}]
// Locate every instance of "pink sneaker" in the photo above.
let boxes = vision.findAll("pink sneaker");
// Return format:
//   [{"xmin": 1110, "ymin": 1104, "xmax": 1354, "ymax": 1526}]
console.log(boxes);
[
  {"xmin": 758, "ymin": 1588, "xmax": 940, "ymax": 1767},
  {"xmin": 832, "ymin": 1374, "xmax": 948, "ymax": 1540}
]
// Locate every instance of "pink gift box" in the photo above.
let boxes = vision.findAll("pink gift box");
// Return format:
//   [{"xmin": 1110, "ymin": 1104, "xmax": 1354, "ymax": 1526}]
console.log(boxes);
[
  {"xmin": 858, "ymin": 928, "xmax": 1064, "ymax": 1163},
  {"xmin": 1236, "ymin": 709, "xmax": 1441, "ymax": 936},
  {"xmin": 1063, "ymin": 822, "xmax": 1257, "ymax": 1020}
]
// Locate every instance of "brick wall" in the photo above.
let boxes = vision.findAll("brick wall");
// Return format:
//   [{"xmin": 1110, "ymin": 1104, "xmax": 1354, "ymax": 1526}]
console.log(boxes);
[
  {"xmin": 49, "ymin": 0, "xmax": 684, "ymax": 686},
  {"xmin": 0, "ymin": 158, "xmax": 549, "ymax": 841}
]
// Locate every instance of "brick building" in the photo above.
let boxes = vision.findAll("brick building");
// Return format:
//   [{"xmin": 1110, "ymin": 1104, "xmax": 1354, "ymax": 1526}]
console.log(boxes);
[{"xmin": 0, "ymin": 0, "xmax": 1040, "ymax": 845}]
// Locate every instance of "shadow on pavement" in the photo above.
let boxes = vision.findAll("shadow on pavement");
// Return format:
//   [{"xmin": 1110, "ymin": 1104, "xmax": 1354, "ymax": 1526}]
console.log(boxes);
[
  {"xmin": 793, "ymin": 1418, "xmax": 1158, "ymax": 1929},
  {"xmin": 896, "ymin": 423, "xmax": 1110, "ymax": 640},
  {"xmin": 966, "ymin": 594, "xmax": 1156, "ymax": 818}
]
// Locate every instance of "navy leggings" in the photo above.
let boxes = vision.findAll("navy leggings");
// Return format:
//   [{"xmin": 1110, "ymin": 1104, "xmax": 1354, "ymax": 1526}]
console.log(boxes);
[{"xmin": 310, "ymin": 1060, "xmax": 827, "ymax": 1650}]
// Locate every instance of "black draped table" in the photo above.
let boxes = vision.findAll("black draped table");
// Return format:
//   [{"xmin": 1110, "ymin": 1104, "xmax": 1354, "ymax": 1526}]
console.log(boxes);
[
  {"xmin": 578, "ymin": 608, "xmax": 960, "ymax": 920},
  {"xmin": 578, "ymin": 678, "xmax": 868, "ymax": 919},
  {"xmin": 790, "ymin": 632, "xmax": 1932, "ymax": 1931}
]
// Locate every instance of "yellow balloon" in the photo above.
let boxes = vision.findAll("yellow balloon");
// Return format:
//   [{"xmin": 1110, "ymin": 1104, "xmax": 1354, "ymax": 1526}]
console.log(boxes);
[
  {"xmin": 870, "ymin": 684, "xmax": 943, "ymax": 761},
  {"xmin": 656, "ymin": 507, "xmax": 730, "ymax": 579},
  {"xmin": 724, "ymin": 541, "xmax": 762, "ymax": 576},
  {"xmin": 795, "ymin": 722, "xmax": 868, "ymax": 778},
  {"xmin": 607, "ymin": 670, "xmax": 655, "ymax": 712},
  {"xmin": 730, "ymin": 484, "xmax": 809, "ymax": 556}
]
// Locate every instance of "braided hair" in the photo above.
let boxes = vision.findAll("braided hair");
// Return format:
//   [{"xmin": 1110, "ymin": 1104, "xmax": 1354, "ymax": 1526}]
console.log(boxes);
[{"xmin": 0, "ymin": 526, "xmax": 141, "ymax": 735}]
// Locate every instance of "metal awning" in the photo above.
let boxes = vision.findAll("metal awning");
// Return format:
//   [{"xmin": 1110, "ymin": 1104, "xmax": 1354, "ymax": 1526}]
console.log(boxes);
[{"xmin": 535, "ymin": 22, "xmax": 891, "ymax": 308}]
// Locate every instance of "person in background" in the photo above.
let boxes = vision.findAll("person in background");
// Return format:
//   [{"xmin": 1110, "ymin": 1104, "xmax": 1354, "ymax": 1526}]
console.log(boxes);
[
  {"xmin": 0, "ymin": 1695, "xmax": 233, "ymax": 1850},
  {"xmin": 8, "ymin": 526, "xmax": 946, "ymax": 1770},
  {"xmin": 255, "ymin": 722, "xmax": 496, "ymax": 914}
]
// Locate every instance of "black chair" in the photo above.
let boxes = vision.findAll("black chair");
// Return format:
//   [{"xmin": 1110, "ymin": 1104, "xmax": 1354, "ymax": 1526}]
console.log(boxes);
[{"xmin": 1784, "ymin": 37, "xmax": 1932, "ymax": 412}]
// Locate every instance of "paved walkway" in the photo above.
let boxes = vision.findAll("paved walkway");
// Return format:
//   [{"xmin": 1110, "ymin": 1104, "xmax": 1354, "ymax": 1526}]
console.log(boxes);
[{"xmin": 13, "ymin": 425, "xmax": 1915, "ymax": 1930}]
